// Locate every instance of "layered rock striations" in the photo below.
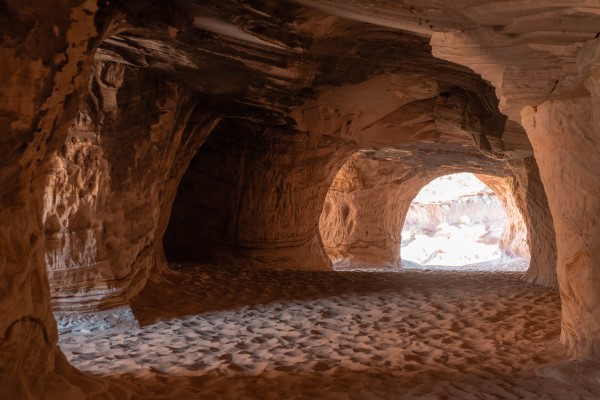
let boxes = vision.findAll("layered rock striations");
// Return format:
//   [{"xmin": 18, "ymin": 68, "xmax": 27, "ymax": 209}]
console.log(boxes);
[
  {"xmin": 44, "ymin": 61, "xmax": 221, "ymax": 312},
  {"xmin": 0, "ymin": 1, "xmax": 126, "ymax": 398},
  {"xmin": 504, "ymin": 158, "xmax": 557, "ymax": 287},
  {"xmin": 429, "ymin": 2, "xmax": 599, "ymax": 357},
  {"xmin": 320, "ymin": 153, "xmax": 428, "ymax": 268},
  {"xmin": 164, "ymin": 119, "xmax": 354, "ymax": 269},
  {"xmin": 523, "ymin": 86, "xmax": 600, "ymax": 357}
]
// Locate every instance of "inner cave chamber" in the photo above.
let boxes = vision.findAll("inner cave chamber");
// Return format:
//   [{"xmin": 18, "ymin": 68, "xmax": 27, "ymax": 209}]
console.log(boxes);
[{"xmin": 2, "ymin": 1, "xmax": 600, "ymax": 398}]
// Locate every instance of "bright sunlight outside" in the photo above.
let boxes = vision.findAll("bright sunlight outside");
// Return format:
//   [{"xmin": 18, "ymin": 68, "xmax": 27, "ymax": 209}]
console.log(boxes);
[{"xmin": 401, "ymin": 173, "xmax": 508, "ymax": 267}]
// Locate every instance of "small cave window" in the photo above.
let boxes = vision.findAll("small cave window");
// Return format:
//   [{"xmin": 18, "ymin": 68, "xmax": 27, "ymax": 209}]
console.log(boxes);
[{"xmin": 401, "ymin": 173, "xmax": 530, "ymax": 270}]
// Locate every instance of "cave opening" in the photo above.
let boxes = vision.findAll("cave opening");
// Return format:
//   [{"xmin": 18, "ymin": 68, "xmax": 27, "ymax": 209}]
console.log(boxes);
[{"xmin": 401, "ymin": 172, "xmax": 531, "ymax": 271}]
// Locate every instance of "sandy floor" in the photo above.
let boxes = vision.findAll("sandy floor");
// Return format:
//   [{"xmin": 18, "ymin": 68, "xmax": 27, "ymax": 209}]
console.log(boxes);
[{"xmin": 58, "ymin": 263, "xmax": 600, "ymax": 399}]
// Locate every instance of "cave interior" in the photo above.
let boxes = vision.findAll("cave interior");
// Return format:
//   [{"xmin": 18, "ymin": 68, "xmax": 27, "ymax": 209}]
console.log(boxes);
[{"xmin": 1, "ymin": 0, "xmax": 600, "ymax": 398}]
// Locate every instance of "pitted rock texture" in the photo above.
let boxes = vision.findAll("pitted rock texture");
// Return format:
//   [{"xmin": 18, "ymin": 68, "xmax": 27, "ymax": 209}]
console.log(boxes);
[
  {"xmin": 319, "ymin": 154, "xmax": 427, "ymax": 268},
  {"xmin": 0, "ymin": 1, "xmax": 126, "ymax": 398},
  {"xmin": 319, "ymin": 152, "xmax": 543, "ymax": 270},
  {"xmin": 44, "ymin": 62, "xmax": 221, "ymax": 311}
]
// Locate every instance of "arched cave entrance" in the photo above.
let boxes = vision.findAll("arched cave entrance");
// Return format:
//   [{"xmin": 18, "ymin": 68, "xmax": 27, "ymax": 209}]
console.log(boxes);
[
  {"xmin": 318, "ymin": 152, "xmax": 542, "ymax": 274},
  {"xmin": 162, "ymin": 117, "xmax": 355, "ymax": 270},
  {"xmin": 401, "ymin": 172, "xmax": 531, "ymax": 270}
]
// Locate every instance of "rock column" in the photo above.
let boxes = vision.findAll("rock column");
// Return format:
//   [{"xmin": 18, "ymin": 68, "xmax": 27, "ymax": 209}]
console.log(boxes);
[{"xmin": 522, "ymin": 47, "xmax": 600, "ymax": 355}]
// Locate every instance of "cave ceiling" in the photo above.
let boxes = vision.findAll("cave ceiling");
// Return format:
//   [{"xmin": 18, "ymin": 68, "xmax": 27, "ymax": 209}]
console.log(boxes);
[{"xmin": 95, "ymin": 0, "xmax": 535, "ymax": 166}]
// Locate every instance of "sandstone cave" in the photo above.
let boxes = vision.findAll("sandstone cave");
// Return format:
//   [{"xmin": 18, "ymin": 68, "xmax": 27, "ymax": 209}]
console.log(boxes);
[{"xmin": 1, "ymin": 1, "xmax": 600, "ymax": 399}]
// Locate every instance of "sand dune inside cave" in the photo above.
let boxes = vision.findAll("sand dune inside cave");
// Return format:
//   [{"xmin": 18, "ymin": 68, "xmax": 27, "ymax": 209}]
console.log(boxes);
[{"xmin": 57, "ymin": 263, "xmax": 600, "ymax": 399}]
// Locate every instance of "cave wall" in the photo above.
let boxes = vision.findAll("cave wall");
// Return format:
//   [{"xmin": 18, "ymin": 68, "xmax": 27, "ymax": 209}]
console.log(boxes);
[
  {"xmin": 476, "ymin": 174, "xmax": 530, "ymax": 260},
  {"xmin": 522, "ymin": 62, "xmax": 600, "ymax": 356},
  {"xmin": 2, "ymin": 1, "xmax": 599, "ymax": 395},
  {"xmin": 0, "ymin": 1, "xmax": 126, "ymax": 397},
  {"xmin": 164, "ymin": 119, "xmax": 355, "ymax": 269},
  {"xmin": 44, "ymin": 61, "xmax": 220, "ymax": 312},
  {"xmin": 431, "ymin": 16, "xmax": 598, "ymax": 358},
  {"xmin": 319, "ymin": 153, "xmax": 428, "ymax": 267},
  {"xmin": 506, "ymin": 158, "xmax": 558, "ymax": 287}
]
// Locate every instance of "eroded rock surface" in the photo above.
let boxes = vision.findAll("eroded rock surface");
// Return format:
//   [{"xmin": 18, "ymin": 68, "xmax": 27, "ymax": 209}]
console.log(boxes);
[
  {"xmin": 164, "ymin": 119, "xmax": 353, "ymax": 269},
  {"xmin": 44, "ymin": 61, "xmax": 221, "ymax": 311},
  {"xmin": 430, "ymin": 3, "xmax": 598, "ymax": 356},
  {"xmin": 319, "ymin": 152, "xmax": 547, "ymax": 271},
  {"xmin": 0, "ymin": 1, "xmax": 125, "ymax": 398}
]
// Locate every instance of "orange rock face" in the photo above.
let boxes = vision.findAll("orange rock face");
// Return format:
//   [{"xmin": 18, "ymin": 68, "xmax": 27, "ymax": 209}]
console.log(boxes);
[
  {"xmin": 523, "ymin": 92, "xmax": 600, "ymax": 357},
  {"xmin": 44, "ymin": 62, "xmax": 221, "ymax": 311},
  {"xmin": 1, "ymin": 0, "xmax": 599, "ymax": 397}
]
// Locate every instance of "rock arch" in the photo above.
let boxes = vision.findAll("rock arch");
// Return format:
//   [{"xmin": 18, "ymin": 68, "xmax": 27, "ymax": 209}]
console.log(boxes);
[{"xmin": 319, "ymin": 151, "xmax": 555, "ymax": 279}]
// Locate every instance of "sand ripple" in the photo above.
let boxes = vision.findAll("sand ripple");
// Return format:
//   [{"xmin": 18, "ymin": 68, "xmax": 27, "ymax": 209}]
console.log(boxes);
[{"xmin": 58, "ymin": 264, "xmax": 600, "ymax": 399}]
